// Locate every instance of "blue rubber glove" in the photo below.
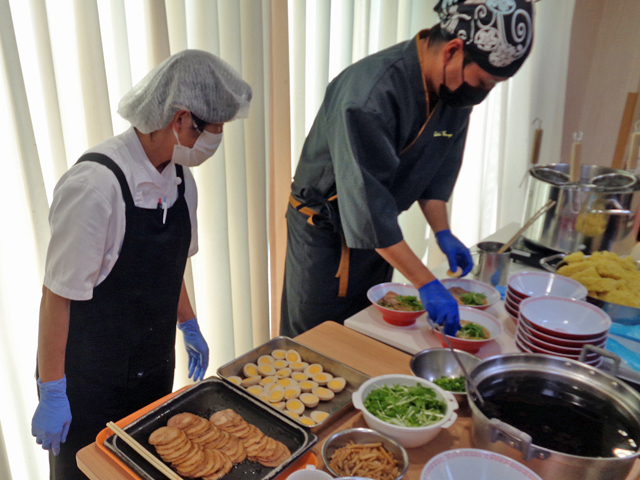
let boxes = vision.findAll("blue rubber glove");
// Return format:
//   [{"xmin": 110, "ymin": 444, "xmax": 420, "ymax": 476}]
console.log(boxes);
[
  {"xmin": 606, "ymin": 337, "xmax": 640, "ymax": 372},
  {"xmin": 435, "ymin": 229, "xmax": 473, "ymax": 277},
  {"xmin": 31, "ymin": 376, "xmax": 72, "ymax": 456},
  {"xmin": 419, "ymin": 279, "xmax": 461, "ymax": 336},
  {"xmin": 177, "ymin": 317, "xmax": 209, "ymax": 381},
  {"xmin": 609, "ymin": 323, "xmax": 640, "ymax": 343}
]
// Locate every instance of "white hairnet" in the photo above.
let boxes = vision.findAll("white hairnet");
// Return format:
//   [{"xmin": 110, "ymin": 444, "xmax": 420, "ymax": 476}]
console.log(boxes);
[{"xmin": 117, "ymin": 49, "xmax": 252, "ymax": 133}]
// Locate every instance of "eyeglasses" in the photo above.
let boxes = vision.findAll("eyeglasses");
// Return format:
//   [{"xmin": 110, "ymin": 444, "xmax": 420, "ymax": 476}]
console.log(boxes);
[{"xmin": 190, "ymin": 112, "xmax": 207, "ymax": 134}]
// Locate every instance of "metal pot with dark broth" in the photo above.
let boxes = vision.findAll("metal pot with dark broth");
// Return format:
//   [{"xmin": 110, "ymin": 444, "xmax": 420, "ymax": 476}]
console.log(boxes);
[{"xmin": 468, "ymin": 354, "xmax": 640, "ymax": 480}]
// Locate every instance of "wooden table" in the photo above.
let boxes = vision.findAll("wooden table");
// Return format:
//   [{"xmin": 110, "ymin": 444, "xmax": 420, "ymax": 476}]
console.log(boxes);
[{"xmin": 77, "ymin": 321, "xmax": 640, "ymax": 480}]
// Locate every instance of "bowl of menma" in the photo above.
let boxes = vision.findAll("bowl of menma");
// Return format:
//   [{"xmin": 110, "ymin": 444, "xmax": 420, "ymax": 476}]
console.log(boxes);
[
  {"xmin": 409, "ymin": 348, "xmax": 481, "ymax": 408},
  {"xmin": 351, "ymin": 374, "xmax": 458, "ymax": 448}
]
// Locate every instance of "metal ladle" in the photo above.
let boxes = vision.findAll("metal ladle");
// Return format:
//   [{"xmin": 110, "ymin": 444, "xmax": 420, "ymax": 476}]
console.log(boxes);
[{"xmin": 430, "ymin": 322, "xmax": 485, "ymax": 406}]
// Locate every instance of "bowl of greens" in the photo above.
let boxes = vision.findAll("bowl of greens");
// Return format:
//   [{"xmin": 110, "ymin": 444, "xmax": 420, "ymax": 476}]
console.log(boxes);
[
  {"xmin": 440, "ymin": 278, "xmax": 500, "ymax": 310},
  {"xmin": 432, "ymin": 307, "xmax": 503, "ymax": 354},
  {"xmin": 409, "ymin": 348, "xmax": 481, "ymax": 407},
  {"xmin": 351, "ymin": 374, "xmax": 458, "ymax": 448},
  {"xmin": 368, "ymin": 282, "xmax": 426, "ymax": 326}
]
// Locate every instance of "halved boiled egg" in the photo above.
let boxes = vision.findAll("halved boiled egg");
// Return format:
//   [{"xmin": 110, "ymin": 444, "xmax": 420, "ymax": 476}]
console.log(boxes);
[
  {"xmin": 272, "ymin": 401, "xmax": 286, "ymax": 410},
  {"xmin": 268, "ymin": 385, "xmax": 285, "ymax": 403},
  {"xmin": 276, "ymin": 368, "xmax": 292, "ymax": 378},
  {"xmin": 310, "ymin": 410, "xmax": 330, "ymax": 424},
  {"xmin": 312, "ymin": 386, "xmax": 335, "ymax": 401},
  {"xmin": 241, "ymin": 376, "xmax": 261, "ymax": 387},
  {"xmin": 299, "ymin": 416, "xmax": 316, "ymax": 426},
  {"xmin": 299, "ymin": 392, "xmax": 319, "ymax": 408},
  {"xmin": 242, "ymin": 363, "xmax": 260, "ymax": 378},
  {"xmin": 227, "ymin": 376, "xmax": 242, "ymax": 386},
  {"xmin": 286, "ymin": 398, "xmax": 305, "ymax": 415},
  {"xmin": 277, "ymin": 377, "xmax": 297, "ymax": 388},
  {"xmin": 258, "ymin": 392, "xmax": 269, "ymax": 403},
  {"xmin": 271, "ymin": 349, "xmax": 287, "ymax": 360},
  {"xmin": 312, "ymin": 372, "xmax": 334, "ymax": 385},
  {"xmin": 299, "ymin": 380, "xmax": 318, "ymax": 393},
  {"xmin": 258, "ymin": 363, "xmax": 276, "ymax": 377},
  {"xmin": 259, "ymin": 375, "xmax": 278, "ymax": 387},
  {"xmin": 272, "ymin": 359, "xmax": 289, "ymax": 370},
  {"xmin": 289, "ymin": 361, "xmax": 309, "ymax": 372},
  {"xmin": 246, "ymin": 385, "xmax": 263, "ymax": 396},
  {"xmin": 291, "ymin": 372, "xmax": 308, "ymax": 382},
  {"xmin": 284, "ymin": 410, "xmax": 300, "ymax": 420},
  {"xmin": 303, "ymin": 364, "xmax": 323, "ymax": 377},
  {"xmin": 257, "ymin": 355, "xmax": 274, "ymax": 365},
  {"xmin": 327, "ymin": 377, "xmax": 347, "ymax": 393},
  {"xmin": 285, "ymin": 349, "xmax": 302, "ymax": 363},
  {"xmin": 283, "ymin": 384, "xmax": 302, "ymax": 400}
]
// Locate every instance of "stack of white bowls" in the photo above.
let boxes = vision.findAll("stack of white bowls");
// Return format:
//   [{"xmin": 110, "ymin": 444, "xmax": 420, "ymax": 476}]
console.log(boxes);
[
  {"xmin": 516, "ymin": 295, "xmax": 612, "ymax": 367},
  {"xmin": 504, "ymin": 272, "xmax": 588, "ymax": 323}
]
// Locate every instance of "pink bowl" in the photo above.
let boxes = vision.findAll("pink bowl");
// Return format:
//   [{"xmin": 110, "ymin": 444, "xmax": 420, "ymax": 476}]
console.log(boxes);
[
  {"xmin": 432, "ymin": 307, "xmax": 503, "ymax": 354},
  {"xmin": 504, "ymin": 302, "xmax": 519, "ymax": 320},
  {"xmin": 518, "ymin": 316, "xmax": 608, "ymax": 347},
  {"xmin": 514, "ymin": 337, "xmax": 603, "ymax": 367},
  {"xmin": 516, "ymin": 332, "xmax": 600, "ymax": 361},
  {"xmin": 504, "ymin": 295, "xmax": 520, "ymax": 312},
  {"xmin": 368, "ymin": 282, "xmax": 425, "ymax": 326},
  {"xmin": 440, "ymin": 278, "xmax": 500, "ymax": 310},
  {"xmin": 508, "ymin": 272, "xmax": 588, "ymax": 300},
  {"xmin": 519, "ymin": 296, "xmax": 611, "ymax": 340},
  {"xmin": 517, "ymin": 323, "xmax": 605, "ymax": 355},
  {"xmin": 506, "ymin": 289, "xmax": 525, "ymax": 305}
]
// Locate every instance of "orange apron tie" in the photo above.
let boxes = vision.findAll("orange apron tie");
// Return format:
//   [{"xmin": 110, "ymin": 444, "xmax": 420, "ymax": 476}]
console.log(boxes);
[{"xmin": 289, "ymin": 194, "xmax": 349, "ymax": 297}]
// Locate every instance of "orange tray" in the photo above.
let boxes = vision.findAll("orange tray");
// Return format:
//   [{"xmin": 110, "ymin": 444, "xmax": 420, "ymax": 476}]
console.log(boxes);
[{"xmin": 96, "ymin": 384, "xmax": 317, "ymax": 480}]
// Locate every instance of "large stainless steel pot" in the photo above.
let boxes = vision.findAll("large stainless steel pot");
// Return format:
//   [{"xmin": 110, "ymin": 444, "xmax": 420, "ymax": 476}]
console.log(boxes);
[
  {"xmin": 468, "ymin": 353, "xmax": 640, "ymax": 480},
  {"xmin": 523, "ymin": 164, "xmax": 640, "ymax": 255}
]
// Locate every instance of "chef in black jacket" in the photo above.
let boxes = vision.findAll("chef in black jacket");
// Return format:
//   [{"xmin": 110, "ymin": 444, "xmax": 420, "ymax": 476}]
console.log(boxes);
[{"xmin": 281, "ymin": 0, "xmax": 535, "ymax": 337}]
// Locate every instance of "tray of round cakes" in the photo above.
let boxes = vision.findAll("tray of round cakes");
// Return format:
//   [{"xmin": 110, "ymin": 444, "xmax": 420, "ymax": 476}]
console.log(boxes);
[{"xmin": 103, "ymin": 377, "xmax": 317, "ymax": 480}]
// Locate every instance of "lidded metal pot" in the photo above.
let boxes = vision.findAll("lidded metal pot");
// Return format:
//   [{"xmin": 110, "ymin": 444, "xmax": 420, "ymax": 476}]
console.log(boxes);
[{"xmin": 523, "ymin": 164, "xmax": 640, "ymax": 254}]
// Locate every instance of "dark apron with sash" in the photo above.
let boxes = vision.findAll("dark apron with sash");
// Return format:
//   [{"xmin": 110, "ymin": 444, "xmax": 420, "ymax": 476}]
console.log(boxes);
[
  {"xmin": 50, "ymin": 153, "xmax": 191, "ymax": 480},
  {"xmin": 280, "ymin": 102, "xmax": 442, "ymax": 338}
]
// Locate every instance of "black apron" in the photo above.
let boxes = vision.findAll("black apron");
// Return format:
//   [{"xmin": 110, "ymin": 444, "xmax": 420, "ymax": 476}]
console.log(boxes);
[
  {"xmin": 280, "ymin": 110, "xmax": 442, "ymax": 338},
  {"xmin": 50, "ymin": 153, "xmax": 191, "ymax": 480}
]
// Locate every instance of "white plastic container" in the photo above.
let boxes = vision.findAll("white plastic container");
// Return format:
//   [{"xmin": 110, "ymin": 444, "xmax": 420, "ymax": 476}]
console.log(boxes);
[{"xmin": 351, "ymin": 374, "xmax": 458, "ymax": 448}]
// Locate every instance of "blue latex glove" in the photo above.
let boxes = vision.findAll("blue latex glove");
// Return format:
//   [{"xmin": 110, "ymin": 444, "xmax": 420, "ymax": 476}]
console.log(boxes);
[
  {"xmin": 31, "ymin": 376, "xmax": 72, "ymax": 456},
  {"xmin": 435, "ymin": 229, "xmax": 473, "ymax": 277},
  {"xmin": 178, "ymin": 317, "xmax": 209, "ymax": 381},
  {"xmin": 419, "ymin": 279, "xmax": 461, "ymax": 336}
]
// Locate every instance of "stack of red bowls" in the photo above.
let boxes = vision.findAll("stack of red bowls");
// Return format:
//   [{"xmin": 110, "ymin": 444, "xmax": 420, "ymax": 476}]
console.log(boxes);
[
  {"xmin": 504, "ymin": 272, "xmax": 588, "ymax": 324},
  {"xmin": 516, "ymin": 295, "xmax": 611, "ymax": 367}
]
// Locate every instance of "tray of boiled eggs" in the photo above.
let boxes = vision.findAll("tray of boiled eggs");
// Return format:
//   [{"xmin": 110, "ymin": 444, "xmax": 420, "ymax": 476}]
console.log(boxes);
[{"xmin": 217, "ymin": 336, "xmax": 370, "ymax": 433}]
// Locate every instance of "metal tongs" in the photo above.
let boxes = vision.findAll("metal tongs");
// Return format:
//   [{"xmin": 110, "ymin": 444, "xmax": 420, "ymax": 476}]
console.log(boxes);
[{"xmin": 430, "ymin": 321, "xmax": 485, "ymax": 406}]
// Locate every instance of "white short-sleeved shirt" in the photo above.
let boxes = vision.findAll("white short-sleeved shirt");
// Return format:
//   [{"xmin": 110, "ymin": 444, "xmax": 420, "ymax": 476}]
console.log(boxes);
[{"xmin": 44, "ymin": 127, "xmax": 198, "ymax": 301}]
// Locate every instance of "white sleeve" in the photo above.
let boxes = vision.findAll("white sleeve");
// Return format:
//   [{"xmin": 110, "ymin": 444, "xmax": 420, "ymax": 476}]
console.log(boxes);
[{"xmin": 44, "ymin": 173, "xmax": 118, "ymax": 300}]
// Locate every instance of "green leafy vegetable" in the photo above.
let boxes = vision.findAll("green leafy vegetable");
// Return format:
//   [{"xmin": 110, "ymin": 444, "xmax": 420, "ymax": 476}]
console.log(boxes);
[
  {"xmin": 379, "ymin": 295, "xmax": 424, "ymax": 312},
  {"xmin": 458, "ymin": 292, "xmax": 487, "ymax": 306},
  {"xmin": 363, "ymin": 384, "xmax": 447, "ymax": 427},
  {"xmin": 457, "ymin": 322, "xmax": 488, "ymax": 340},
  {"xmin": 433, "ymin": 376, "xmax": 466, "ymax": 393}
]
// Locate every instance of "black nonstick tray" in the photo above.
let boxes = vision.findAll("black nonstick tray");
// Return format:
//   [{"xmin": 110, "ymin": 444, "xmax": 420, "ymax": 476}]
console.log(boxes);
[{"xmin": 104, "ymin": 377, "xmax": 318, "ymax": 480}]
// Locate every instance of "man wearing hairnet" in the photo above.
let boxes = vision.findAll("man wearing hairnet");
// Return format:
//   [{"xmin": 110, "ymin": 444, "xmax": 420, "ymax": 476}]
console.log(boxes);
[
  {"xmin": 31, "ymin": 49, "xmax": 251, "ymax": 479},
  {"xmin": 281, "ymin": 0, "xmax": 535, "ymax": 337}
]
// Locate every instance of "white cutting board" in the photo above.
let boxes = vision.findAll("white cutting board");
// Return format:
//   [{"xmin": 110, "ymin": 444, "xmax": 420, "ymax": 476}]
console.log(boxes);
[{"xmin": 344, "ymin": 302, "xmax": 519, "ymax": 358}]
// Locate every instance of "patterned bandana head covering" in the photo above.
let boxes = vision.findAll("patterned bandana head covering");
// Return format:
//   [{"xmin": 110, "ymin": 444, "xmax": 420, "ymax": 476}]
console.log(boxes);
[{"xmin": 434, "ymin": 0, "xmax": 535, "ymax": 78}]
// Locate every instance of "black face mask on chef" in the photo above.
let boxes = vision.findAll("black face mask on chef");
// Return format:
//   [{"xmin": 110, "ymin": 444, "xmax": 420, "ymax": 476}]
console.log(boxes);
[{"xmin": 439, "ymin": 56, "xmax": 490, "ymax": 108}]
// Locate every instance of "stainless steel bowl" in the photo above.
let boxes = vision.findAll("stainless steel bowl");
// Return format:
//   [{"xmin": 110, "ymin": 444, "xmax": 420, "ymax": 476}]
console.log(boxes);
[
  {"xmin": 321, "ymin": 428, "xmax": 409, "ymax": 479},
  {"xmin": 410, "ymin": 348, "xmax": 481, "ymax": 406}
]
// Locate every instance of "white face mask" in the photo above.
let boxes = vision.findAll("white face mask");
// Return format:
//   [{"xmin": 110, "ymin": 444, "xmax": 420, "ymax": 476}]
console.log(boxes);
[{"xmin": 172, "ymin": 127, "xmax": 223, "ymax": 167}]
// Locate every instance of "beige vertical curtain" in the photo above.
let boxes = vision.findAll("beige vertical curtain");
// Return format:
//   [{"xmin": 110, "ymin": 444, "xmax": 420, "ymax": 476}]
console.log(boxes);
[{"xmin": 0, "ymin": 1, "xmax": 269, "ymax": 478}]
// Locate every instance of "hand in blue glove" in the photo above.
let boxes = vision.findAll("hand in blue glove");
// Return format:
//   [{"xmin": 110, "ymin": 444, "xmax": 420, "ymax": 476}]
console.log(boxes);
[
  {"xmin": 31, "ymin": 376, "xmax": 72, "ymax": 456},
  {"xmin": 435, "ymin": 229, "xmax": 473, "ymax": 277},
  {"xmin": 419, "ymin": 279, "xmax": 461, "ymax": 336},
  {"xmin": 178, "ymin": 317, "xmax": 209, "ymax": 381}
]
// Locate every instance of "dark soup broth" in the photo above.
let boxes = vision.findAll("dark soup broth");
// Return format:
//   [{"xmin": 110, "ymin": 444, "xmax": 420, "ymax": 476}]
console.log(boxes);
[{"xmin": 478, "ymin": 375, "xmax": 640, "ymax": 458}]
